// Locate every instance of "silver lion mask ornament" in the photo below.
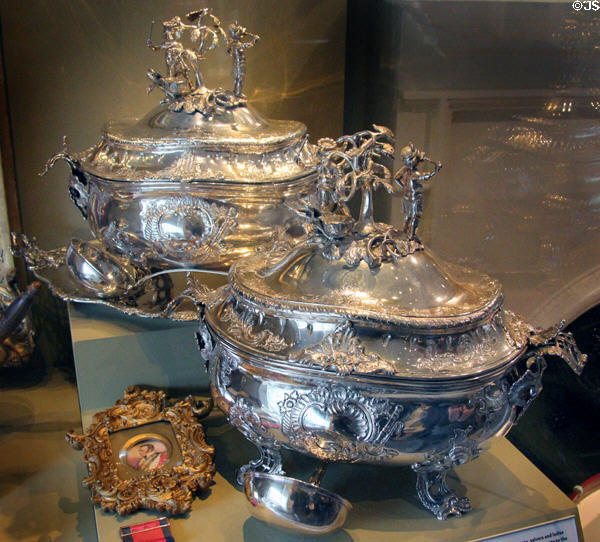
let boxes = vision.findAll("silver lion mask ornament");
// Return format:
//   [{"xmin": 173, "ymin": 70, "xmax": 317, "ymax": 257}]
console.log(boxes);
[
  {"xmin": 195, "ymin": 125, "xmax": 587, "ymax": 533},
  {"xmin": 21, "ymin": 9, "xmax": 316, "ymax": 297}
]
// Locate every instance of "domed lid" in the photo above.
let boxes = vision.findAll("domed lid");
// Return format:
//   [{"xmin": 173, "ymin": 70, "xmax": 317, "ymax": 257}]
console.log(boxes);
[
  {"xmin": 204, "ymin": 126, "xmax": 587, "ymax": 380},
  {"xmin": 229, "ymin": 126, "xmax": 502, "ymax": 334},
  {"xmin": 231, "ymin": 246, "xmax": 502, "ymax": 333},
  {"xmin": 63, "ymin": 10, "xmax": 315, "ymax": 183}
]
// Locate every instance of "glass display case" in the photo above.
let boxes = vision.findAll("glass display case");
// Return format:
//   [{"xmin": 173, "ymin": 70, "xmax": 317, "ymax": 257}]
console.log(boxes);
[
  {"xmin": 0, "ymin": 1, "xmax": 597, "ymax": 540},
  {"xmin": 344, "ymin": 0, "xmax": 600, "ymax": 498}
]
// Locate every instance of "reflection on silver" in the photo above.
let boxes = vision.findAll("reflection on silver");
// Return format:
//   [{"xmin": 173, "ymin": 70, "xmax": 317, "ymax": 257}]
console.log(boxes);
[
  {"xmin": 244, "ymin": 471, "xmax": 351, "ymax": 535},
  {"xmin": 197, "ymin": 125, "xmax": 588, "ymax": 524}
]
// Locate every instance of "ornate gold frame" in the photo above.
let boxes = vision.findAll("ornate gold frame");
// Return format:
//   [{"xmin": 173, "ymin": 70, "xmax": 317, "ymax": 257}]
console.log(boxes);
[{"xmin": 67, "ymin": 386, "xmax": 215, "ymax": 515}]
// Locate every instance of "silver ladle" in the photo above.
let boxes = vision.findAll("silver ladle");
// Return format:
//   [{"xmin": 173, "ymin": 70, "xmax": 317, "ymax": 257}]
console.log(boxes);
[
  {"xmin": 243, "ymin": 463, "xmax": 352, "ymax": 535},
  {"xmin": 66, "ymin": 238, "xmax": 225, "ymax": 300}
]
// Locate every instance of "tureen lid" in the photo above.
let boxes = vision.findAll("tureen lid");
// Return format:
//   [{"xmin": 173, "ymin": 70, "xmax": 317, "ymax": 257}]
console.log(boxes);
[
  {"xmin": 65, "ymin": 10, "xmax": 315, "ymax": 183},
  {"xmin": 201, "ymin": 126, "xmax": 533, "ymax": 380},
  {"xmin": 203, "ymin": 126, "xmax": 587, "ymax": 380},
  {"xmin": 230, "ymin": 245, "xmax": 502, "ymax": 333},
  {"xmin": 228, "ymin": 126, "xmax": 502, "ymax": 334}
]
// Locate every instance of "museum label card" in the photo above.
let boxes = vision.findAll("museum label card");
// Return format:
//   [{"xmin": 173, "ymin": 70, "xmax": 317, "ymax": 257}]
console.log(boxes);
[{"xmin": 471, "ymin": 516, "xmax": 579, "ymax": 542}]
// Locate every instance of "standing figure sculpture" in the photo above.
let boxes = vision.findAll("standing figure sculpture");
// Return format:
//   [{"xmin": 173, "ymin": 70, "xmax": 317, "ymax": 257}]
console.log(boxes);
[
  {"xmin": 147, "ymin": 16, "xmax": 198, "ymax": 90},
  {"xmin": 394, "ymin": 142, "xmax": 442, "ymax": 242},
  {"xmin": 226, "ymin": 22, "xmax": 260, "ymax": 98}
]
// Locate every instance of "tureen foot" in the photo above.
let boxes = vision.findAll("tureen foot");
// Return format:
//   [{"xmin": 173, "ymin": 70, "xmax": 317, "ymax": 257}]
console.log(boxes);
[
  {"xmin": 236, "ymin": 445, "xmax": 284, "ymax": 486},
  {"xmin": 413, "ymin": 465, "xmax": 472, "ymax": 520},
  {"xmin": 412, "ymin": 427, "xmax": 481, "ymax": 519}
]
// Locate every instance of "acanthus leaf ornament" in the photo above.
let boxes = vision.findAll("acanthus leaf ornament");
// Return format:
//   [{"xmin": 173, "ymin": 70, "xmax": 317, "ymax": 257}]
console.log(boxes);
[
  {"xmin": 219, "ymin": 304, "xmax": 289, "ymax": 352},
  {"xmin": 294, "ymin": 321, "xmax": 395, "ymax": 375}
]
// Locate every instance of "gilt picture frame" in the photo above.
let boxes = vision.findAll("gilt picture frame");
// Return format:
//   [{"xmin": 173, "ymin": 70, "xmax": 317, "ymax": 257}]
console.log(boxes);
[{"xmin": 67, "ymin": 386, "xmax": 215, "ymax": 515}]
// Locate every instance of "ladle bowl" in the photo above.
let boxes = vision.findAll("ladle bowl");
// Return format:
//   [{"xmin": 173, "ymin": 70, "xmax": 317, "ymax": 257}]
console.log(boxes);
[{"xmin": 244, "ymin": 471, "xmax": 351, "ymax": 535}]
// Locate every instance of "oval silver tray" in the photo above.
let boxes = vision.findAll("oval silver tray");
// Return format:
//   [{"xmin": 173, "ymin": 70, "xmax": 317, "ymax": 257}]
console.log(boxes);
[{"xmin": 11, "ymin": 233, "xmax": 224, "ymax": 321}]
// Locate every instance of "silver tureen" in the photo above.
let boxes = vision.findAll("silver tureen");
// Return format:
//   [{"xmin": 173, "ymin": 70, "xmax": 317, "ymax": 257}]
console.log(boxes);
[
  {"xmin": 195, "ymin": 126, "xmax": 587, "ymax": 531},
  {"xmin": 42, "ymin": 10, "xmax": 316, "ymax": 273}
]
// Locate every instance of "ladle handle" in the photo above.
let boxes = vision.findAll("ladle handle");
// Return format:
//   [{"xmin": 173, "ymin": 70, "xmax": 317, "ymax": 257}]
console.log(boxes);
[{"xmin": 308, "ymin": 462, "xmax": 328, "ymax": 486}]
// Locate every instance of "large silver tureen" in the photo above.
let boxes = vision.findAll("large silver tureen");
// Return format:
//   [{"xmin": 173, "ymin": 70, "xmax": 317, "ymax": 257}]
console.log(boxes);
[
  {"xmin": 43, "ymin": 10, "xmax": 315, "ymax": 272},
  {"xmin": 196, "ymin": 126, "xmax": 587, "ymax": 531}
]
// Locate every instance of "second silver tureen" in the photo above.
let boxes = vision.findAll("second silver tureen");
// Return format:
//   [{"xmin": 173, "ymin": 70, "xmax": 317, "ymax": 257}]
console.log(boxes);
[
  {"xmin": 41, "ymin": 9, "xmax": 316, "ymax": 273},
  {"xmin": 195, "ymin": 126, "xmax": 587, "ymax": 531}
]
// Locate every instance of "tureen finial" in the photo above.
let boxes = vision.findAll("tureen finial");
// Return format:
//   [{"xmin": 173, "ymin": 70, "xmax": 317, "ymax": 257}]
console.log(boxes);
[
  {"xmin": 145, "ymin": 10, "xmax": 258, "ymax": 116},
  {"xmin": 395, "ymin": 142, "xmax": 442, "ymax": 242},
  {"xmin": 147, "ymin": 14, "xmax": 211, "ymax": 96},
  {"xmin": 294, "ymin": 126, "xmax": 441, "ymax": 267},
  {"xmin": 226, "ymin": 22, "xmax": 260, "ymax": 98}
]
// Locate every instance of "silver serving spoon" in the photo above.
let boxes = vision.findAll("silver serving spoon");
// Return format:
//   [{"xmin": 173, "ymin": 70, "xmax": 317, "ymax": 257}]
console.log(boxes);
[{"xmin": 243, "ymin": 463, "xmax": 351, "ymax": 535}]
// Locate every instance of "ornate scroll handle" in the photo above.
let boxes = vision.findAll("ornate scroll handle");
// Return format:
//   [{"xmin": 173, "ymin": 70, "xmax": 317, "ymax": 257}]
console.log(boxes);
[
  {"xmin": 508, "ymin": 322, "xmax": 587, "ymax": 423},
  {"xmin": 11, "ymin": 232, "xmax": 65, "ymax": 270},
  {"xmin": 527, "ymin": 321, "xmax": 587, "ymax": 375},
  {"xmin": 508, "ymin": 354, "xmax": 546, "ymax": 424},
  {"xmin": 182, "ymin": 273, "xmax": 218, "ymax": 370},
  {"xmin": 40, "ymin": 137, "xmax": 89, "ymax": 219}
]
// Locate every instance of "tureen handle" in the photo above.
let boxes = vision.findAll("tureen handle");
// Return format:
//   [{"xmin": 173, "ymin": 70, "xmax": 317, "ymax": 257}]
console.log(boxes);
[
  {"xmin": 526, "ymin": 323, "xmax": 587, "ymax": 375},
  {"xmin": 11, "ymin": 232, "xmax": 66, "ymax": 270},
  {"xmin": 40, "ymin": 137, "xmax": 89, "ymax": 220},
  {"xmin": 508, "ymin": 325, "xmax": 587, "ymax": 423}
]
